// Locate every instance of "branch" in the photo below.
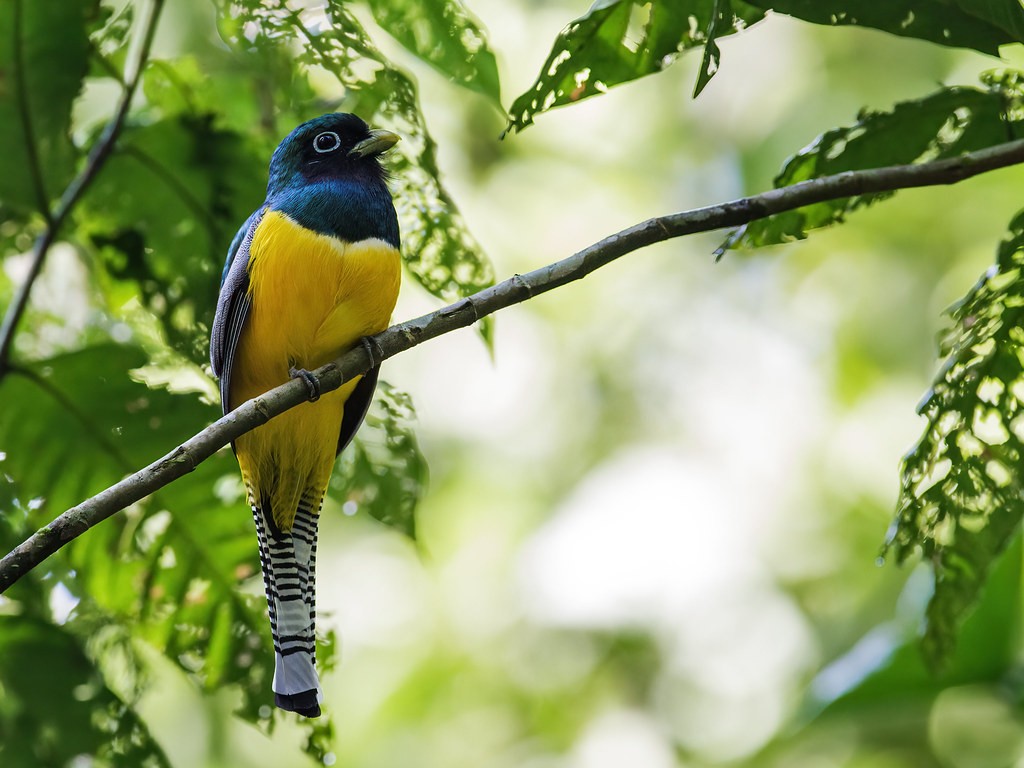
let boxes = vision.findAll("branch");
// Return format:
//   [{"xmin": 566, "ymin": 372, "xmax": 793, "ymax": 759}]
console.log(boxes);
[
  {"xmin": 3, "ymin": 137, "xmax": 1024, "ymax": 592},
  {"xmin": 0, "ymin": 0, "xmax": 165, "ymax": 379}
]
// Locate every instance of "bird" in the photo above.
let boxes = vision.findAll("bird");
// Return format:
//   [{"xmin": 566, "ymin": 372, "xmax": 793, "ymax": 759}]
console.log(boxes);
[{"xmin": 209, "ymin": 113, "xmax": 401, "ymax": 718}]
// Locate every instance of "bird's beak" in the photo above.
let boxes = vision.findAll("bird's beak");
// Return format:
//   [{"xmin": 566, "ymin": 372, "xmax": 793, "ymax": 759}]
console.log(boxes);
[{"xmin": 350, "ymin": 129, "xmax": 401, "ymax": 157}]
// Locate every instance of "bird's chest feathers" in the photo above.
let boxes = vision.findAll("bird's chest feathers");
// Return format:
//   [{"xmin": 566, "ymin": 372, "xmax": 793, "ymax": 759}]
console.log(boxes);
[{"xmin": 244, "ymin": 210, "xmax": 400, "ymax": 371}]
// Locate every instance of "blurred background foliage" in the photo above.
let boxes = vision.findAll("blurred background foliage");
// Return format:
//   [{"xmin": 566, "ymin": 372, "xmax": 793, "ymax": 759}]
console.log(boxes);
[{"xmin": 4, "ymin": 0, "xmax": 1024, "ymax": 766}]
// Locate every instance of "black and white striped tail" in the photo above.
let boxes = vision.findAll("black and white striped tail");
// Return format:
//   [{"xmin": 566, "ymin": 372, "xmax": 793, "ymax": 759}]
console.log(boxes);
[{"xmin": 251, "ymin": 493, "xmax": 322, "ymax": 718}]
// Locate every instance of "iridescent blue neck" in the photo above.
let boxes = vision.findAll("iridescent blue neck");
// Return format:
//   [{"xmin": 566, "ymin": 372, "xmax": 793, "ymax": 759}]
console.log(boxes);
[{"xmin": 268, "ymin": 175, "xmax": 400, "ymax": 249}]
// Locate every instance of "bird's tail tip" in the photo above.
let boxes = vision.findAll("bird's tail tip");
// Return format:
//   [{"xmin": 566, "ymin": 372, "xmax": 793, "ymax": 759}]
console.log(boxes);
[
  {"xmin": 273, "ymin": 647, "xmax": 323, "ymax": 718},
  {"xmin": 275, "ymin": 688, "xmax": 322, "ymax": 718}
]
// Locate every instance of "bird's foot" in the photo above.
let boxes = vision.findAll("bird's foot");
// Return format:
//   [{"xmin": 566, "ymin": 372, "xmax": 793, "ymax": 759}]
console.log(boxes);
[
  {"xmin": 360, "ymin": 335, "xmax": 384, "ymax": 370},
  {"xmin": 289, "ymin": 366, "xmax": 321, "ymax": 402}
]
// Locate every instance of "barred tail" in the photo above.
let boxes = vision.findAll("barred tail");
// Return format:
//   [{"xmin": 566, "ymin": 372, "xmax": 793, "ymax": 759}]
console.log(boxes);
[{"xmin": 251, "ymin": 493, "xmax": 322, "ymax": 718}]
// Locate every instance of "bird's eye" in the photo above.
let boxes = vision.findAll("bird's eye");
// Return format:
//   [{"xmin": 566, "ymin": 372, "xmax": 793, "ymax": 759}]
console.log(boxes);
[{"xmin": 313, "ymin": 131, "xmax": 341, "ymax": 154}]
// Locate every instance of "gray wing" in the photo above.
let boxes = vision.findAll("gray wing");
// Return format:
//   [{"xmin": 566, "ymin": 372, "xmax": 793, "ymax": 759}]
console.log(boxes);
[{"xmin": 211, "ymin": 208, "xmax": 265, "ymax": 414}]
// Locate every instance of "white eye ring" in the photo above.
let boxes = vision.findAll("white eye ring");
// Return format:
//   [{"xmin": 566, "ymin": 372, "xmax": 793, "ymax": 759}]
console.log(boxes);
[{"xmin": 313, "ymin": 131, "xmax": 341, "ymax": 153}]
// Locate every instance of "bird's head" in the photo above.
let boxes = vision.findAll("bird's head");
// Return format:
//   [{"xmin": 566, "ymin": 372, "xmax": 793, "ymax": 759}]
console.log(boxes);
[{"xmin": 266, "ymin": 113, "xmax": 400, "ymax": 196}]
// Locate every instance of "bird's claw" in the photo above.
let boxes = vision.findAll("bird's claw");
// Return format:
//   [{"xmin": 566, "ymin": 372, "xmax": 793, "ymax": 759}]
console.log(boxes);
[
  {"xmin": 360, "ymin": 336, "xmax": 384, "ymax": 369},
  {"xmin": 289, "ymin": 366, "xmax": 321, "ymax": 402}
]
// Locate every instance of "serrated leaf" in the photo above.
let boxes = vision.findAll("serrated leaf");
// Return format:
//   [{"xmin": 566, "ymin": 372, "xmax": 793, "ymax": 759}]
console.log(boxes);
[
  {"xmin": 724, "ymin": 73, "xmax": 1024, "ymax": 251},
  {"xmin": 0, "ymin": 0, "xmax": 94, "ymax": 212},
  {"xmin": 506, "ymin": 0, "xmax": 765, "ymax": 133},
  {"xmin": 886, "ymin": 210, "xmax": 1024, "ymax": 668},
  {"xmin": 365, "ymin": 0, "xmax": 501, "ymax": 104}
]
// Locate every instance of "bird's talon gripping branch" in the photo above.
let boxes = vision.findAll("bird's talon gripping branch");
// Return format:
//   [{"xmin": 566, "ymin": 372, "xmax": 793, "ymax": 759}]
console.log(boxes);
[
  {"xmin": 289, "ymin": 366, "xmax": 321, "ymax": 402},
  {"xmin": 360, "ymin": 335, "xmax": 384, "ymax": 369}
]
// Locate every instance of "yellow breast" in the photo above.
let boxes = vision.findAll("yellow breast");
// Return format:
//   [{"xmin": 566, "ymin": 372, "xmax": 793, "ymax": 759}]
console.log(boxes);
[{"xmin": 230, "ymin": 209, "xmax": 402, "ymax": 408}]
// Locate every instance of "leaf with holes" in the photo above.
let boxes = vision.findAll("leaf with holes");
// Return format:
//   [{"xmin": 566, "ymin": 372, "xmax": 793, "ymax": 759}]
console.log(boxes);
[
  {"xmin": 365, "ymin": 0, "xmax": 501, "ymax": 103},
  {"xmin": 506, "ymin": 0, "xmax": 764, "ymax": 133},
  {"xmin": 887, "ymin": 209, "xmax": 1024, "ymax": 667},
  {"xmin": 71, "ymin": 453, "xmax": 281, "ymax": 724},
  {"xmin": 214, "ymin": 0, "xmax": 496, "ymax": 333},
  {"xmin": 721, "ymin": 73, "xmax": 1024, "ymax": 252}
]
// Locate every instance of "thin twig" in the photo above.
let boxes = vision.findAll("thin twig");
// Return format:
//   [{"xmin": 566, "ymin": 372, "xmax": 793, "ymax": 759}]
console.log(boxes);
[
  {"xmin": 0, "ymin": 0, "xmax": 165, "ymax": 379},
  {"xmin": 2, "ymin": 137, "xmax": 1024, "ymax": 591}
]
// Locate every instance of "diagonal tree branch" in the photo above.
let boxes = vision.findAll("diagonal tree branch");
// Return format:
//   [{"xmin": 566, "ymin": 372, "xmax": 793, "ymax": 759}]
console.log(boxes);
[
  {"xmin": 0, "ymin": 0, "xmax": 165, "ymax": 379},
  {"xmin": 2, "ymin": 136, "xmax": 1024, "ymax": 592}
]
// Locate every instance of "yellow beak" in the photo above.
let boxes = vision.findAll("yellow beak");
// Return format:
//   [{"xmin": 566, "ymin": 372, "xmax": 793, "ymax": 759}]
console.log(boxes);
[{"xmin": 349, "ymin": 129, "xmax": 401, "ymax": 157}]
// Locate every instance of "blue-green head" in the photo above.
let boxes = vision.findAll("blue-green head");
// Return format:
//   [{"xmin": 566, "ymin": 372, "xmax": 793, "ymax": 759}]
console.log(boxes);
[{"xmin": 266, "ymin": 113, "xmax": 401, "ymax": 248}]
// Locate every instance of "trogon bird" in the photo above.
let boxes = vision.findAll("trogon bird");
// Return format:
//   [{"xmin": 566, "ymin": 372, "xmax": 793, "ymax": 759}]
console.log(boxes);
[{"xmin": 210, "ymin": 113, "xmax": 401, "ymax": 718}]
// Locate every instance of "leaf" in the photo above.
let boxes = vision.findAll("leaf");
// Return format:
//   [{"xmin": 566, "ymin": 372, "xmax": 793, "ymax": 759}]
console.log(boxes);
[
  {"xmin": 507, "ymin": 0, "xmax": 1024, "ymax": 132},
  {"xmin": 0, "ymin": 344, "xmax": 193, "ymax": 520},
  {"xmin": 758, "ymin": 0, "xmax": 1024, "ymax": 56},
  {"xmin": 0, "ymin": 343, "xmax": 288, "ymax": 723},
  {"xmin": 73, "ymin": 453, "xmax": 281, "ymax": 724},
  {"xmin": 886, "ymin": 210, "xmax": 1024, "ymax": 668},
  {"xmin": 365, "ymin": 0, "xmax": 501, "ymax": 104},
  {"xmin": 141, "ymin": 55, "xmax": 282, "ymax": 136},
  {"xmin": 723, "ymin": 73, "xmax": 1024, "ymax": 251},
  {"xmin": 214, "ymin": 0, "xmax": 496, "ymax": 318},
  {"xmin": 808, "ymin": 534, "xmax": 1021, "ymax": 733},
  {"xmin": 331, "ymin": 381, "xmax": 428, "ymax": 539},
  {"xmin": 506, "ymin": 0, "xmax": 765, "ymax": 134},
  {"xmin": 90, "ymin": 0, "xmax": 133, "ymax": 60},
  {"xmin": 79, "ymin": 115, "xmax": 266, "ymax": 364},
  {"xmin": 0, "ymin": 0, "xmax": 94, "ymax": 212},
  {"xmin": 0, "ymin": 616, "xmax": 170, "ymax": 768}
]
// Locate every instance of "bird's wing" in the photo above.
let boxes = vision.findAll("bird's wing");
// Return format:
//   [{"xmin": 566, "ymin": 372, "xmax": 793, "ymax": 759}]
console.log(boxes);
[
  {"xmin": 336, "ymin": 366, "xmax": 379, "ymax": 456},
  {"xmin": 211, "ymin": 207, "xmax": 265, "ymax": 414}
]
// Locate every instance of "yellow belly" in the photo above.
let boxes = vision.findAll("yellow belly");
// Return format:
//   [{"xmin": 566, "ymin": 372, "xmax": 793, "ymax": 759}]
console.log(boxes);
[{"xmin": 230, "ymin": 210, "xmax": 401, "ymax": 529}]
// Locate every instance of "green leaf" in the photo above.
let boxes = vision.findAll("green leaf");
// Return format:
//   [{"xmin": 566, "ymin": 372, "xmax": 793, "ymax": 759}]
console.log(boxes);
[
  {"xmin": 80, "ymin": 116, "xmax": 266, "ymax": 363},
  {"xmin": 0, "ymin": 0, "xmax": 94, "ymax": 212},
  {"xmin": 90, "ymin": 0, "xmax": 133, "ymax": 61},
  {"xmin": 214, "ymin": 0, "xmax": 495, "ymax": 325},
  {"xmin": 508, "ymin": 0, "xmax": 1024, "ymax": 132},
  {"xmin": 506, "ymin": 0, "xmax": 765, "ymax": 133},
  {"xmin": 809, "ymin": 534, "xmax": 1021, "ymax": 730},
  {"xmin": 0, "ymin": 343, "xmax": 194, "ymax": 520},
  {"xmin": 724, "ymin": 73, "xmax": 1024, "ymax": 251},
  {"xmin": 0, "ymin": 616, "xmax": 170, "ymax": 768},
  {"xmin": 0, "ymin": 343, "xmax": 283, "ymax": 721},
  {"xmin": 365, "ymin": 0, "xmax": 501, "ymax": 104},
  {"xmin": 331, "ymin": 381, "xmax": 428, "ymax": 539},
  {"xmin": 758, "ymin": 0, "xmax": 1024, "ymax": 56},
  {"xmin": 73, "ymin": 453, "xmax": 281, "ymax": 724},
  {"xmin": 886, "ymin": 210, "xmax": 1024, "ymax": 668},
  {"xmin": 141, "ymin": 55, "xmax": 280, "ymax": 136}
]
